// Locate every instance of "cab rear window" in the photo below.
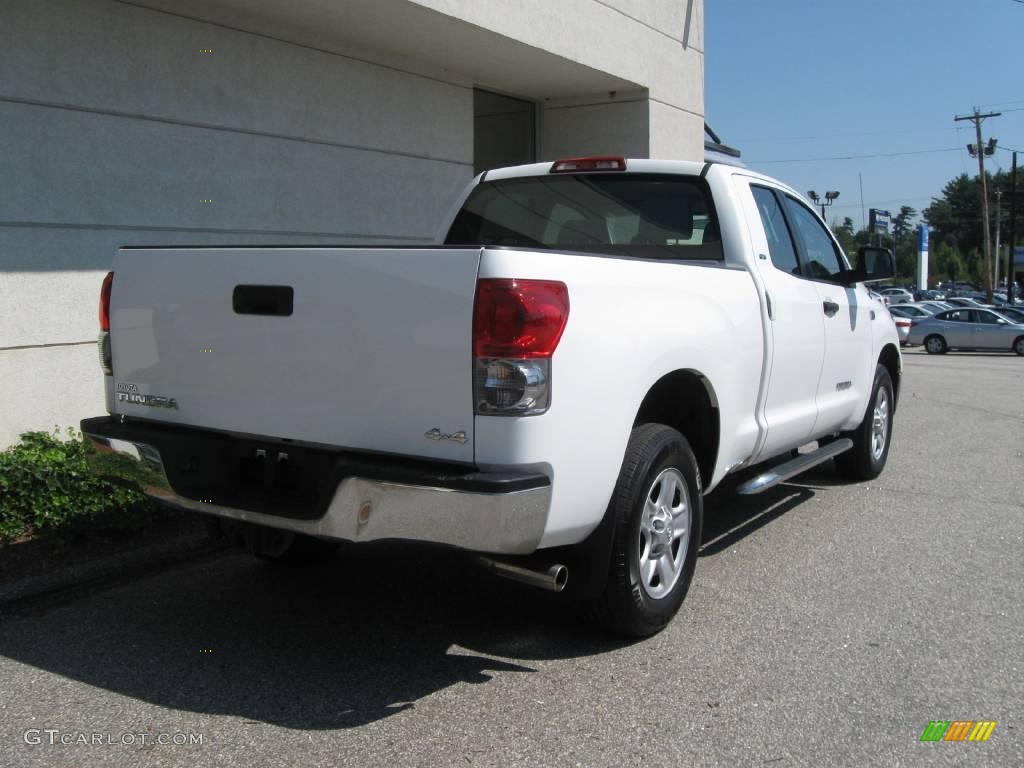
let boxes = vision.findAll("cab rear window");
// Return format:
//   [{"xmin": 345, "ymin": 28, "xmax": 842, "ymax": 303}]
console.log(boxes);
[{"xmin": 445, "ymin": 173, "xmax": 723, "ymax": 260}]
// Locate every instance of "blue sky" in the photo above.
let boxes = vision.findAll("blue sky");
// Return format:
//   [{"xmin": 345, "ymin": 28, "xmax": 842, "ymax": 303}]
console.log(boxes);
[{"xmin": 705, "ymin": 0, "xmax": 1024, "ymax": 229}]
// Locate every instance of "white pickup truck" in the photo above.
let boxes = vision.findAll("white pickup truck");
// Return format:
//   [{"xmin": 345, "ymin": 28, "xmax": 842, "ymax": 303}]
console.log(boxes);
[{"xmin": 82, "ymin": 156, "xmax": 901, "ymax": 636}]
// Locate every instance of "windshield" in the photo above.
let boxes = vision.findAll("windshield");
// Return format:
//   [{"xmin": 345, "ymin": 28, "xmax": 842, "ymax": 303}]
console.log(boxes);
[{"xmin": 445, "ymin": 173, "xmax": 722, "ymax": 260}]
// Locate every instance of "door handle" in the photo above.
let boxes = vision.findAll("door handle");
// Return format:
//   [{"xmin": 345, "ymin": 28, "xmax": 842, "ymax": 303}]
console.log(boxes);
[{"xmin": 823, "ymin": 299, "xmax": 839, "ymax": 317}]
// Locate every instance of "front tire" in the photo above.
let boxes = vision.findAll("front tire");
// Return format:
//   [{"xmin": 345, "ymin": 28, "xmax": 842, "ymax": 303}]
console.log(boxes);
[
  {"xmin": 1014, "ymin": 336, "xmax": 1024, "ymax": 357},
  {"xmin": 584, "ymin": 424, "xmax": 703, "ymax": 637},
  {"xmin": 924, "ymin": 335, "xmax": 947, "ymax": 354},
  {"xmin": 834, "ymin": 365, "xmax": 894, "ymax": 481}
]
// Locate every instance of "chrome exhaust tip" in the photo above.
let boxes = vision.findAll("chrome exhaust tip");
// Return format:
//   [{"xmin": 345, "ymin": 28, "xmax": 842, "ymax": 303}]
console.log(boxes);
[{"xmin": 476, "ymin": 556, "xmax": 569, "ymax": 593}]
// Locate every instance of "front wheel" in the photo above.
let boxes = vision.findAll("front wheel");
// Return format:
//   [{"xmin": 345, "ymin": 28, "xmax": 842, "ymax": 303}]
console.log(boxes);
[
  {"xmin": 924, "ymin": 335, "xmax": 947, "ymax": 354},
  {"xmin": 583, "ymin": 424, "xmax": 703, "ymax": 637},
  {"xmin": 834, "ymin": 365, "xmax": 894, "ymax": 481},
  {"xmin": 1013, "ymin": 336, "xmax": 1024, "ymax": 357}
]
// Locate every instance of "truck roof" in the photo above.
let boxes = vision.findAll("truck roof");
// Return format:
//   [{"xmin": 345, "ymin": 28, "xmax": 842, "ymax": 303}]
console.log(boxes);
[{"xmin": 482, "ymin": 158, "xmax": 708, "ymax": 182}]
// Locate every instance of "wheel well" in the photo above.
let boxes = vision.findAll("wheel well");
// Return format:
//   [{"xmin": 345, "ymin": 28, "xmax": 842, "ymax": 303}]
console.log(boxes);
[
  {"xmin": 878, "ymin": 343, "xmax": 901, "ymax": 408},
  {"xmin": 634, "ymin": 370, "xmax": 719, "ymax": 488}
]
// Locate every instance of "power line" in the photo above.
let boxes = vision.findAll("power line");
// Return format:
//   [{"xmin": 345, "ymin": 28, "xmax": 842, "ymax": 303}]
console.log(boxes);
[
  {"xmin": 749, "ymin": 147, "xmax": 962, "ymax": 164},
  {"xmin": 977, "ymin": 98, "xmax": 1024, "ymax": 107},
  {"xmin": 831, "ymin": 195, "xmax": 936, "ymax": 210},
  {"xmin": 735, "ymin": 127, "xmax": 951, "ymax": 144}
]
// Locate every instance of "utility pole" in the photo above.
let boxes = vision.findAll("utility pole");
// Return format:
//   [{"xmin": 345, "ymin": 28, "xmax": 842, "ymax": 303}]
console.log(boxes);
[
  {"xmin": 1010, "ymin": 151, "xmax": 1018, "ymax": 304},
  {"xmin": 955, "ymin": 109, "xmax": 1000, "ymax": 302}
]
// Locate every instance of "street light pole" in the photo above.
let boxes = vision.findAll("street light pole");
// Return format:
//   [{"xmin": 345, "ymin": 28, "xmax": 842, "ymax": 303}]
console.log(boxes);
[
  {"xmin": 808, "ymin": 190, "xmax": 840, "ymax": 221},
  {"xmin": 994, "ymin": 189, "xmax": 1002, "ymax": 291}
]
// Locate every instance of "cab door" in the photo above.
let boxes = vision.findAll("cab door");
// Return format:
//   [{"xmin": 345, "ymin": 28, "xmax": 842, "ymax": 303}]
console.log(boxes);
[
  {"xmin": 780, "ymin": 196, "xmax": 874, "ymax": 434},
  {"xmin": 743, "ymin": 184, "xmax": 825, "ymax": 460}
]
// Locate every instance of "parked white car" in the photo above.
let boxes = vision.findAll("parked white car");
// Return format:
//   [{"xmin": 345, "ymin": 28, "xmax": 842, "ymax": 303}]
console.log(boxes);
[
  {"xmin": 83, "ymin": 156, "xmax": 902, "ymax": 636},
  {"xmin": 879, "ymin": 287, "xmax": 915, "ymax": 304}
]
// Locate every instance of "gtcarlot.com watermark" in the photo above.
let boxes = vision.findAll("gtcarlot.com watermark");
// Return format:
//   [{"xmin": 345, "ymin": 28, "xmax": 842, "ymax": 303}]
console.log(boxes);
[{"xmin": 23, "ymin": 729, "xmax": 203, "ymax": 747}]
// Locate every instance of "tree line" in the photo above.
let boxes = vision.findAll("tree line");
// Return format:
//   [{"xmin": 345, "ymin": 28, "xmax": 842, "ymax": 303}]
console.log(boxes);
[{"xmin": 830, "ymin": 169, "xmax": 1021, "ymax": 287}]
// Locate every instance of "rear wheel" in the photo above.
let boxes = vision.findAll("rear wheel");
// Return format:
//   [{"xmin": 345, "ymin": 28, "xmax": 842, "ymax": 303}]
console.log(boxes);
[
  {"xmin": 835, "ymin": 365, "xmax": 894, "ymax": 481},
  {"xmin": 1014, "ymin": 336, "xmax": 1024, "ymax": 356},
  {"xmin": 924, "ymin": 335, "xmax": 947, "ymax": 354},
  {"xmin": 583, "ymin": 424, "xmax": 703, "ymax": 637}
]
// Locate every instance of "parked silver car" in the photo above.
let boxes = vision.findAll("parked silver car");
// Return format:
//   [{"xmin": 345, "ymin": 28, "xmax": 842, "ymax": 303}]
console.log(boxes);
[
  {"xmin": 887, "ymin": 306, "xmax": 917, "ymax": 345},
  {"xmin": 907, "ymin": 307, "xmax": 1024, "ymax": 355},
  {"xmin": 889, "ymin": 303, "xmax": 932, "ymax": 318},
  {"xmin": 945, "ymin": 296, "xmax": 990, "ymax": 309},
  {"xmin": 916, "ymin": 301, "xmax": 953, "ymax": 314}
]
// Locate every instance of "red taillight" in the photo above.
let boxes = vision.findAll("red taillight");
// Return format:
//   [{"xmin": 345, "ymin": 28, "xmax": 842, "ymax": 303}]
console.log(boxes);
[
  {"xmin": 99, "ymin": 271, "xmax": 114, "ymax": 331},
  {"xmin": 550, "ymin": 156, "xmax": 626, "ymax": 173},
  {"xmin": 473, "ymin": 279, "xmax": 569, "ymax": 359}
]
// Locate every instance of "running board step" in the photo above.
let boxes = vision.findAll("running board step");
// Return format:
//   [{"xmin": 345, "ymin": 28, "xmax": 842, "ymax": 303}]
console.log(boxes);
[{"xmin": 737, "ymin": 438, "xmax": 853, "ymax": 495}]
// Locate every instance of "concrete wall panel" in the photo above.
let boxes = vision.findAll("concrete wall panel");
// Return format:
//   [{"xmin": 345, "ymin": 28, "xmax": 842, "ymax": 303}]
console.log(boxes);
[
  {"xmin": 648, "ymin": 99, "xmax": 705, "ymax": 161},
  {"xmin": 0, "ymin": 346, "xmax": 104, "ymax": 446},
  {"xmin": 541, "ymin": 97, "xmax": 650, "ymax": 160},
  {"xmin": 0, "ymin": 0, "xmax": 473, "ymax": 162},
  {"xmin": 0, "ymin": 102, "xmax": 470, "ymax": 241}
]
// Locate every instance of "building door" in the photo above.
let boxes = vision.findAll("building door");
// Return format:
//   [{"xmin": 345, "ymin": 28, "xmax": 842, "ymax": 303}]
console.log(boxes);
[{"xmin": 473, "ymin": 89, "xmax": 536, "ymax": 176}]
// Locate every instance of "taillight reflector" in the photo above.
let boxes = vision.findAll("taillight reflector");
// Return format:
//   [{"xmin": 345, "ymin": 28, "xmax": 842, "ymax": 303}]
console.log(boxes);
[
  {"xmin": 473, "ymin": 279, "xmax": 569, "ymax": 359},
  {"xmin": 550, "ymin": 156, "xmax": 626, "ymax": 173},
  {"xmin": 99, "ymin": 271, "xmax": 114, "ymax": 332}
]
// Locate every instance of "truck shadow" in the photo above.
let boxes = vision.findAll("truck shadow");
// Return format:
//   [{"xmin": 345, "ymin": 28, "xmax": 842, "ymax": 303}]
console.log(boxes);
[
  {"xmin": 700, "ymin": 480, "xmax": 816, "ymax": 557},
  {"xmin": 0, "ymin": 478, "xmax": 821, "ymax": 731},
  {"xmin": 0, "ymin": 543, "xmax": 617, "ymax": 731}
]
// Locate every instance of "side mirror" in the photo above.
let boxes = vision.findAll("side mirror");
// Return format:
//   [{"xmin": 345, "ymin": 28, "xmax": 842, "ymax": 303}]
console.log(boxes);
[{"xmin": 846, "ymin": 247, "xmax": 896, "ymax": 284}]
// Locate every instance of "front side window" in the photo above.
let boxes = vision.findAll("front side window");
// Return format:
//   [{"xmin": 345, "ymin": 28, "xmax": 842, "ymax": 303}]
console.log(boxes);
[
  {"xmin": 782, "ymin": 197, "xmax": 846, "ymax": 281},
  {"xmin": 941, "ymin": 310, "xmax": 970, "ymax": 322},
  {"xmin": 972, "ymin": 310, "xmax": 1003, "ymax": 325},
  {"xmin": 445, "ymin": 173, "xmax": 722, "ymax": 260}
]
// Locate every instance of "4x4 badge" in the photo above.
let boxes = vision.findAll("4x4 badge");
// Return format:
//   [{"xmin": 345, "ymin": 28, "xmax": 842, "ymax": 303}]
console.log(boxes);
[{"xmin": 424, "ymin": 428, "xmax": 467, "ymax": 444}]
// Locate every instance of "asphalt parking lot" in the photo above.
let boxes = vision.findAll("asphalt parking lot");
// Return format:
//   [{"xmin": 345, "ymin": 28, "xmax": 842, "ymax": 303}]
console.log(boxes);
[{"xmin": 1, "ymin": 350, "xmax": 1021, "ymax": 767}]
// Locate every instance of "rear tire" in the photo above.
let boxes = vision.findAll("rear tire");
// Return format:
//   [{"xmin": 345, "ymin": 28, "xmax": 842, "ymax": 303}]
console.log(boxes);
[
  {"xmin": 583, "ymin": 424, "xmax": 703, "ymax": 637},
  {"xmin": 924, "ymin": 335, "xmax": 947, "ymax": 354},
  {"xmin": 834, "ymin": 365, "xmax": 894, "ymax": 482},
  {"xmin": 1014, "ymin": 336, "xmax": 1024, "ymax": 357}
]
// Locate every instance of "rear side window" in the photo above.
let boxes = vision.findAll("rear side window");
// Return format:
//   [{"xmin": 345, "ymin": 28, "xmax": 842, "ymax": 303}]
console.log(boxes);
[
  {"xmin": 445, "ymin": 173, "xmax": 722, "ymax": 260},
  {"xmin": 751, "ymin": 186, "xmax": 800, "ymax": 275}
]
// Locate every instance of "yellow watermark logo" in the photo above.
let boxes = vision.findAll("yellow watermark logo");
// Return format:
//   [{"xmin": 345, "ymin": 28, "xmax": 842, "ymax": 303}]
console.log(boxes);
[{"xmin": 920, "ymin": 721, "xmax": 996, "ymax": 742}]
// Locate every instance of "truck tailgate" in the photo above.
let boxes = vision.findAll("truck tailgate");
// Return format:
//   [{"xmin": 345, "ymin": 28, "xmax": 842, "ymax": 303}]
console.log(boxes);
[{"xmin": 110, "ymin": 247, "xmax": 481, "ymax": 463}]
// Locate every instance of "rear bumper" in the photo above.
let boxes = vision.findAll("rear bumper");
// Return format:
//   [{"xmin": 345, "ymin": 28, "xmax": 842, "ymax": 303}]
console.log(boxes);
[{"xmin": 81, "ymin": 417, "xmax": 551, "ymax": 555}]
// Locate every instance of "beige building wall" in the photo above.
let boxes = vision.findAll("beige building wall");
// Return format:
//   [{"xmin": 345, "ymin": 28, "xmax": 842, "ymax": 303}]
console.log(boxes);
[{"xmin": 0, "ymin": 0, "xmax": 704, "ymax": 446}]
